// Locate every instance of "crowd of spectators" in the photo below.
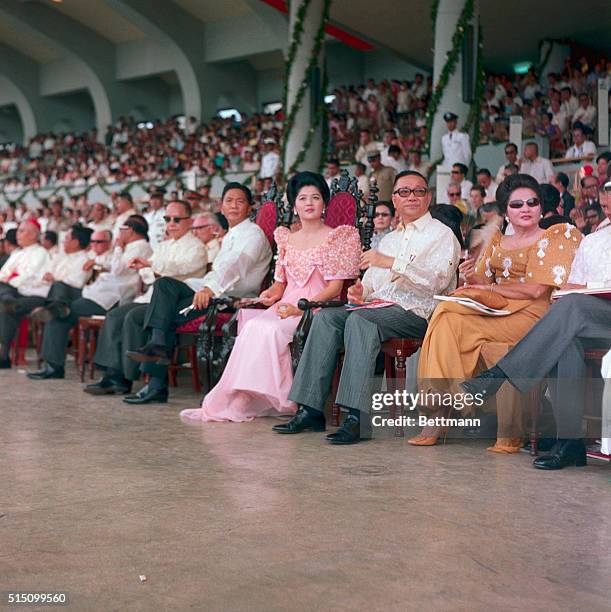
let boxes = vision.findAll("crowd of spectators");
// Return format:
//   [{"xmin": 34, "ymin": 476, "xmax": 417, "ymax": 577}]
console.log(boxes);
[{"xmin": 1, "ymin": 55, "xmax": 608, "ymax": 199}]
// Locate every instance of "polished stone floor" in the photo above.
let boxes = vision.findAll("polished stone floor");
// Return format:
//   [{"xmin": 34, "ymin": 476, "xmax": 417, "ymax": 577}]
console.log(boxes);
[{"xmin": 1, "ymin": 361, "xmax": 610, "ymax": 612}]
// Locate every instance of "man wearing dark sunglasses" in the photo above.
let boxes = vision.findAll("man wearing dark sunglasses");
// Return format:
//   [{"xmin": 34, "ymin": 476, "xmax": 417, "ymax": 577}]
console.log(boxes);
[
  {"xmin": 85, "ymin": 201, "xmax": 208, "ymax": 399},
  {"xmin": 123, "ymin": 183, "xmax": 271, "ymax": 404}
]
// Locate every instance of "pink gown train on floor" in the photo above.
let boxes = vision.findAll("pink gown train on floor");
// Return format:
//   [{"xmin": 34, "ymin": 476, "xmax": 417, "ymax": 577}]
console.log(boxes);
[{"xmin": 180, "ymin": 225, "xmax": 360, "ymax": 422}]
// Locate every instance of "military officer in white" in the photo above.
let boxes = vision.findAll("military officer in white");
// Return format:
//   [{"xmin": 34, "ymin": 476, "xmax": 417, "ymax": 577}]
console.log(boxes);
[
  {"xmin": 144, "ymin": 187, "xmax": 167, "ymax": 249},
  {"xmin": 441, "ymin": 111, "xmax": 472, "ymax": 170}
]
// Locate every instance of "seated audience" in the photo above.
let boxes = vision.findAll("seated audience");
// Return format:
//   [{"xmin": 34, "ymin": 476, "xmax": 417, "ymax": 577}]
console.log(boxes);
[
  {"xmin": 410, "ymin": 174, "xmax": 582, "ymax": 452},
  {"xmin": 117, "ymin": 183, "xmax": 272, "ymax": 404},
  {"xmin": 565, "ymin": 123, "xmax": 597, "ymax": 159},
  {"xmin": 26, "ymin": 216, "xmax": 152, "ymax": 380},
  {"xmin": 84, "ymin": 200, "xmax": 207, "ymax": 396},
  {"xmin": 0, "ymin": 223, "xmax": 93, "ymax": 368}
]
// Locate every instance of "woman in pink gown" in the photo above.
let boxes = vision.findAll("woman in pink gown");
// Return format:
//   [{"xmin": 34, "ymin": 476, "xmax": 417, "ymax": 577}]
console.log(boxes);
[{"xmin": 180, "ymin": 171, "xmax": 361, "ymax": 423}]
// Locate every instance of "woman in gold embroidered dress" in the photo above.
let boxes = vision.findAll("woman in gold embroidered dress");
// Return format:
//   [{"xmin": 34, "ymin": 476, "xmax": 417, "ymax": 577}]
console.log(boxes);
[{"xmin": 409, "ymin": 174, "xmax": 582, "ymax": 452}]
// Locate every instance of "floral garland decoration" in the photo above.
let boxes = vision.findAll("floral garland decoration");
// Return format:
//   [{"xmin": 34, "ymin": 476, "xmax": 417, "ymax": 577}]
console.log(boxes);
[{"xmin": 281, "ymin": 0, "xmax": 331, "ymax": 178}]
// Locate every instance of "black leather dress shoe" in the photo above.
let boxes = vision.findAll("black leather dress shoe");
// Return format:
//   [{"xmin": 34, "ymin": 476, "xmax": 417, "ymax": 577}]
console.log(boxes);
[
  {"xmin": 272, "ymin": 406, "xmax": 325, "ymax": 433},
  {"xmin": 461, "ymin": 366, "xmax": 507, "ymax": 399},
  {"xmin": 84, "ymin": 377, "xmax": 132, "ymax": 395},
  {"xmin": 26, "ymin": 364, "xmax": 65, "ymax": 380},
  {"xmin": 123, "ymin": 384, "xmax": 168, "ymax": 405},
  {"xmin": 0, "ymin": 358, "xmax": 11, "ymax": 369},
  {"xmin": 126, "ymin": 343, "xmax": 171, "ymax": 365},
  {"xmin": 533, "ymin": 439, "xmax": 587, "ymax": 470},
  {"xmin": 328, "ymin": 415, "xmax": 361, "ymax": 445}
]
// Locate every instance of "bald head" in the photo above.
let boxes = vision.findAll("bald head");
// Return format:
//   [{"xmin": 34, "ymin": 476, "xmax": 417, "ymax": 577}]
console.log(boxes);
[
  {"xmin": 16, "ymin": 221, "xmax": 39, "ymax": 248},
  {"xmin": 90, "ymin": 230, "xmax": 112, "ymax": 256}
]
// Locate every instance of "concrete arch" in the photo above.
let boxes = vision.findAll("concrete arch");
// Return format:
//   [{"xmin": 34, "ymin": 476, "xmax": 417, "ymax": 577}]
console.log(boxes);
[
  {"xmin": 105, "ymin": 0, "xmax": 206, "ymax": 120},
  {"xmin": 0, "ymin": 76, "xmax": 37, "ymax": 142}
]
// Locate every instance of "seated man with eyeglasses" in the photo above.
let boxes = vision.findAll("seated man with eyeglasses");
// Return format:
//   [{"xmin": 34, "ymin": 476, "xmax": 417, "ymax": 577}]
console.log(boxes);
[
  {"xmin": 273, "ymin": 171, "xmax": 461, "ymax": 444},
  {"xmin": 83, "ymin": 200, "xmax": 208, "ymax": 396}
]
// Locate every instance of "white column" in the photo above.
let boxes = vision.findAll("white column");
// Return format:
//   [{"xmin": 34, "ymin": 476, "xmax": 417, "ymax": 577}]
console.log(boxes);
[
  {"xmin": 283, "ymin": 0, "xmax": 326, "ymax": 175},
  {"xmin": 429, "ymin": 0, "xmax": 479, "ymax": 166},
  {"xmin": 598, "ymin": 78, "xmax": 609, "ymax": 147}
]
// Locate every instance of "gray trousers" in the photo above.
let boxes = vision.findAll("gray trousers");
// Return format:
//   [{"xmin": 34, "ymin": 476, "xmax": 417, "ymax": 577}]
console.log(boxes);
[
  {"xmin": 498, "ymin": 294, "xmax": 611, "ymax": 438},
  {"xmin": 41, "ymin": 297, "xmax": 106, "ymax": 366},
  {"xmin": 93, "ymin": 303, "xmax": 147, "ymax": 381},
  {"xmin": 288, "ymin": 305, "xmax": 428, "ymax": 414}
]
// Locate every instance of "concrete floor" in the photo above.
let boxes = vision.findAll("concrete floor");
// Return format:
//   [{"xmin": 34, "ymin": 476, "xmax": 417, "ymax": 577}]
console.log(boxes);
[{"xmin": 1, "ymin": 361, "xmax": 610, "ymax": 612}]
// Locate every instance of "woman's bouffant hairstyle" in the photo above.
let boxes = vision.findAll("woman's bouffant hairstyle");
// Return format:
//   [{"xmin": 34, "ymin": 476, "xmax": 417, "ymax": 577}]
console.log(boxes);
[
  {"xmin": 495, "ymin": 173, "xmax": 542, "ymax": 214},
  {"xmin": 287, "ymin": 171, "xmax": 330, "ymax": 207}
]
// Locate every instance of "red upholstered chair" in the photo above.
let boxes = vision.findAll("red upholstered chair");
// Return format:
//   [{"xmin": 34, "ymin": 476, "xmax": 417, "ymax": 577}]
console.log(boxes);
[
  {"xmin": 255, "ymin": 200, "xmax": 278, "ymax": 246},
  {"xmin": 325, "ymin": 191, "xmax": 357, "ymax": 228},
  {"xmin": 10, "ymin": 318, "xmax": 30, "ymax": 366}
]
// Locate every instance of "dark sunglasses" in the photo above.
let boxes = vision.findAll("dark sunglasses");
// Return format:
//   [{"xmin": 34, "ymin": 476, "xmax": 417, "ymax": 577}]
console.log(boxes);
[
  {"xmin": 90, "ymin": 239, "xmax": 110, "ymax": 244},
  {"xmin": 448, "ymin": 192, "xmax": 460, "ymax": 197},
  {"xmin": 163, "ymin": 216, "xmax": 190, "ymax": 223},
  {"xmin": 375, "ymin": 212, "xmax": 391, "ymax": 218},
  {"xmin": 508, "ymin": 198, "xmax": 541, "ymax": 209}
]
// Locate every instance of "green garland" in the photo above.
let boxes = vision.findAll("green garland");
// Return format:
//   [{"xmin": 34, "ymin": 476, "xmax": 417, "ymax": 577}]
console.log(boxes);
[
  {"xmin": 281, "ymin": 0, "xmax": 331, "ymax": 178},
  {"xmin": 425, "ymin": 0, "xmax": 474, "ymax": 156},
  {"xmin": 425, "ymin": 0, "xmax": 485, "ymax": 178}
]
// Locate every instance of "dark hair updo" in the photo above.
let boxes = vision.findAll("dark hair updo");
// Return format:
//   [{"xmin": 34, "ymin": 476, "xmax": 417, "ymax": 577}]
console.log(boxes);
[
  {"xmin": 287, "ymin": 171, "xmax": 330, "ymax": 208},
  {"xmin": 495, "ymin": 173, "xmax": 542, "ymax": 214}
]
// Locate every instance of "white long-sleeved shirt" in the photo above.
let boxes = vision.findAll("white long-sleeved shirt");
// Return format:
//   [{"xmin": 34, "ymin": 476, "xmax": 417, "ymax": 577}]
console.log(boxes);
[
  {"xmin": 260, "ymin": 151, "xmax": 280, "ymax": 179},
  {"xmin": 567, "ymin": 225, "xmax": 611, "ymax": 286},
  {"xmin": 442, "ymin": 129, "xmax": 472, "ymax": 169},
  {"xmin": 186, "ymin": 218, "xmax": 272, "ymax": 298},
  {"xmin": 82, "ymin": 239, "xmax": 153, "ymax": 310},
  {"xmin": 0, "ymin": 244, "xmax": 51, "ymax": 290},
  {"xmin": 112, "ymin": 208, "xmax": 138, "ymax": 241},
  {"xmin": 565, "ymin": 140, "xmax": 597, "ymax": 159},
  {"xmin": 135, "ymin": 231, "xmax": 208, "ymax": 303},
  {"xmin": 362, "ymin": 212, "xmax": 461, "ymax": 320},
  {"xmin": 19, "ymin": 249, "xmax": 92, "ymax": 297},
  {"xmin": 144, "ymin": 208, "xmax": 167, "ymax": 249},
  {"xmin": 520, "ymin": 157, "xmax": 555, "ymax": 184}
]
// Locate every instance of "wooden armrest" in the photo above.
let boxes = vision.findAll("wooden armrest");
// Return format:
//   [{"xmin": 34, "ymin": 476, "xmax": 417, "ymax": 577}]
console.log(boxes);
[{"xmin": 297, "ymin": 298, "xmax": 346, "ymax": 310}]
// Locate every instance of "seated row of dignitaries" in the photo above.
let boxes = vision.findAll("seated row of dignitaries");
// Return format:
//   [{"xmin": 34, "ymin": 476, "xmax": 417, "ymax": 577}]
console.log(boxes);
[
  {"xmin": 85, "ymin": 183, "xmax": 272, "ymax": 403},
  {"xmin": 0, "ymin": 220, "xmax": 93, "ymax": 367},
  {"xmin": 26, "ymin": 216, "xmax": 153, "ymax": 379}
]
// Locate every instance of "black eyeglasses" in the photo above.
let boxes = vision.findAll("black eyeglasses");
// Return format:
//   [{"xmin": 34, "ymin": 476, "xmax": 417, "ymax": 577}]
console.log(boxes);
[
  {"xmin": 448, "ymin": 192, "xmax": 460, "ymax": 197},
  {"xmin": 508, "ymin": 198, "xmax": 541, "ymax": 209},
  {"xmin": 450, "ymin": 170, "xmax": 462, "ymax": 175},
  {"xmin": 375, "ymin": 212, "xmax": 391, "ymax": 218},
  {"xmin": 163, "ymin": 216, "xmax": 190, "ymax": 223},
  {"xmin": 393, "ymin": 187, "xmax": 428, "ymax": 198},
  {"xmin": 90, "ymin": 239, "xmax": 110, "ymax": 244}
]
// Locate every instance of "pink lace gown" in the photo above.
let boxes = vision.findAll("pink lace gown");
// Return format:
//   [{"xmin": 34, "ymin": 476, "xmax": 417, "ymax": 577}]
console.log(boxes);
[{"xmin": 180, "ymin": 225, "xmax": 361, "ymax": 422}]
